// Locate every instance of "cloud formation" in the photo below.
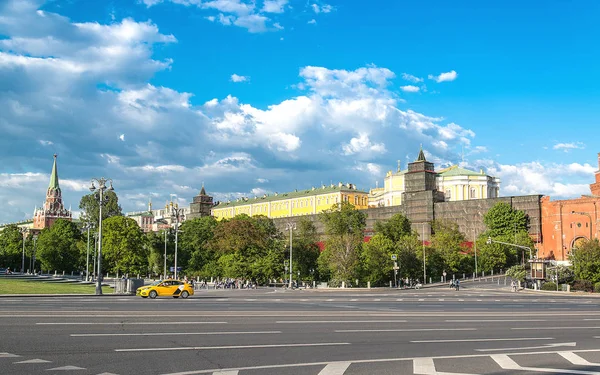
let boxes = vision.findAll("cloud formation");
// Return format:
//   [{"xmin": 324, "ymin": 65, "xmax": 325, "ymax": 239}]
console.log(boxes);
[
  {"xmin": 428, "ymin": 70, "xmax": 458, "ymax": 83},
  {"xmin": 553, "ymin": 142, "xmax": 585, "ymax": 152}
]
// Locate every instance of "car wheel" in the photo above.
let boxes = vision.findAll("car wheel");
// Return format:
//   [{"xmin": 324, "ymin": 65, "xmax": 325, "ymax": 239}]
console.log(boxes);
[
  {"xmin": 149, "ymin": 290, "xmax": 158, "ymax": 299},
  {"xmin": 181, "ymin": 291, "xmax": 189, "ymax": 299}
]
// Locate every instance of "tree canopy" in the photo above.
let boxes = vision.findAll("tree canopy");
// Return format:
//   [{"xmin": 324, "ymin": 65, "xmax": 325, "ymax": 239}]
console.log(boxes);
[
  {"xmin": 101, "ymin": 216, "xmax": 147, "ymax": 275},
  {"xmin": 36, "ymin": 219, "xmax": 82, "ymax": 272},
  {"xmin": 79, "ymin": 191, "xmax": 122, "ymax": 227}
]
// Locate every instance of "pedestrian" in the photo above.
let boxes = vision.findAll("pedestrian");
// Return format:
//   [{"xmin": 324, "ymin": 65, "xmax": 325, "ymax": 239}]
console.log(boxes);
[{"xmin": 455, "ymin": 279, "xmax": 460, "ymax": 291}]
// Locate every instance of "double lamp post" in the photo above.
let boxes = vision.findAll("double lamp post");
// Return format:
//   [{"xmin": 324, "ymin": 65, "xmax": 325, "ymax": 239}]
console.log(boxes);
[{"xmin": 89, "ymin": 177, "xmax": 113, "ymax": 295}]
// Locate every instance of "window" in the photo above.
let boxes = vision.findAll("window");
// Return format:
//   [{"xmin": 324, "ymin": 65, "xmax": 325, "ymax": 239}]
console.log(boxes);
[
  {"xmin": 470, "ymin": 188, "xmax": 476, "ymax": 199},
  {"xmin": 445, "ymin": 189, "xmax": 451, "ymax": 200}
]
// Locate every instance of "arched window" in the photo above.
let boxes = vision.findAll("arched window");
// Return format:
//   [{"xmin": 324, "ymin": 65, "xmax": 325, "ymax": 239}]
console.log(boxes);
[{"xmin": 470, "ymin": 188, "xmax": 476, "ymax": 199}]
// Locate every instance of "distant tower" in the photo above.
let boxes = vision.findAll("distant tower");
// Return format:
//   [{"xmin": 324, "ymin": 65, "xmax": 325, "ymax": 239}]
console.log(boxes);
[
  {"xmin": 590, "ymin": 152, "xmax": 600, "ymax": 196},
  {"xmin": 188, "ymin": 183, "xmax": 214, "ymax": 219},
  {"xmin": 33, "ymin": 154, "xmax": 72, "ymax": 229}
]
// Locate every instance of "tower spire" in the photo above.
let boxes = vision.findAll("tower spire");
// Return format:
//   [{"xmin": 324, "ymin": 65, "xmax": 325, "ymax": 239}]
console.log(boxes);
[
  {"xmin": 200, "ymin": 182, "xmax": 206, "ymax": 196},
  {"xmin": 416, "ymin": 145, "xmax": 426, "ymax": 162},
  {"xmin": 48, "ymin": 154, "xmax": 60, "ymax": 191},
  {"xmin": 397, "ymin": 160, "xmax": 401, "ymax": 172}
]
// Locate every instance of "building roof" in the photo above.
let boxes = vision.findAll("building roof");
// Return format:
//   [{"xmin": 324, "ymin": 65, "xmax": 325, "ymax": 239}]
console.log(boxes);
[
  {"xmin": 437, "ymin": 165, "xmax": 486, "ymax": 177},
  {"xmin": 214, "ymin": 184, "xmax": 367, "ymax": 209},
  {"xmin": 416, "ymin": 146, "xmax": 426, "ymax": 162},
  {"xmin": 48, "ymin": 154, "xmax": 60, "ymax": 191}
]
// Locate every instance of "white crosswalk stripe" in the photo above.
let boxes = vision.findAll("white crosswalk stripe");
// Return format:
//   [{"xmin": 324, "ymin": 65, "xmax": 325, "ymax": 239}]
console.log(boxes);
[{"xmin": 317, "ymin": 362, "xmax": 351, "ymax": 375}]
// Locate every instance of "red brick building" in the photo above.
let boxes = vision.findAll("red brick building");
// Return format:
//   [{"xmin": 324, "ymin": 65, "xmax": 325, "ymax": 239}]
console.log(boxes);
[
  {"xmin": 32, "ymin": 154, "xmax": 72, "ymax": 230},
  {"xmin": 538, "ymin": 153, "xmax": 600, "ymax": 262}
]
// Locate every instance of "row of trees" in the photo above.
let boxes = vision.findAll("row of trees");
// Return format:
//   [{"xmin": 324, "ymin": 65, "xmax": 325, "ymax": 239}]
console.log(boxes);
[{"xmin": 2, "ymin": 193, "xmax": 599, "ymax": 286}]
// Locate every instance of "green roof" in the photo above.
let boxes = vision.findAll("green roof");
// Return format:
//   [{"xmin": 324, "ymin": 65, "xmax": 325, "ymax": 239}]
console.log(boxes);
[
  {"xmin": 214, "ymin": 184, "xmax": 367, "ymax": 208},
  {"xmin": 48, "ymin": 154, "xmax": 60, "ymax": 191},
  {"xmin": 437, "ymin": 165, "xmax": 485, "ymax": 177}
]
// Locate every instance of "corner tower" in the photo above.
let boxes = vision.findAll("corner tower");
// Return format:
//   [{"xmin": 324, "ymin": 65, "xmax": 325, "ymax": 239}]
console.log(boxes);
[
  {"xmin": 188, "ymin": 184, "xmax": 214, "ymax": 219},
  {"xmin": 591, "ymin": 152, "xmax": 600, "ymax": 196},
  {"xmin": 33, "ymin": 154, "xmax": 72, "ymax": 229}
]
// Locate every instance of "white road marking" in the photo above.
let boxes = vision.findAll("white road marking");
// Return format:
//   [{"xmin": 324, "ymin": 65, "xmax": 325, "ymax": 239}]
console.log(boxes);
[
  {"xmin": 0, "ymin": 352, "xmax": 20, "ymax": 358},
  {"xmin": 276, "ymin": 320, "xmax": 407, "ymax": 324},
  {"xmin": 373, "ymin": 299, "xmax": 381, "ymax": 301},
  {"xmin": 37, "ymin": 322, "xmax": 226, "ymax": 325},
  {"xmin": 317, "ymin": 362, "xmax": 351, "ymax": 375},
  {"xmin": 476, "ymin": 342, "xmax": 576, "ymax": 352},
  {"xmin": 396, "ymin": 299, "xmax": 403, "ymax": 301},
  {"xmin": 413, "ymin": 357, "xmax": 436, "ymax": 374},
  {"xmin": 412, "ymin": 337, "xmax": 554, "ymax": 343},
  {"xmin": 45, "ymin": 365, "xmax": 86, "ymax": 370},
  {"xmin": 491, "ymin": 353, "xmax": 600, "ymax": 374},
  {"xmin": 336, "ymin": 328, "xmax": 476, "ymax": 333},
  {"xmin": 212, "ymin": 372, "xmax": 238, "ymax": 375},
  {"xmin": 446, "ymin": 319, "xmax": 548, "ymax": 323},
  {"xmin": 513, "ymin": 326, "xmax": 600, "ymax": 330},
  {"xmin": 96, "ymin": 373, "xmax": 120, "ymax": 375},
  {"xmin": 14, "ymin": 359, "xmax": 51, "ymax": 364},
  {"xmin": 350, "ymin": 299, "xmax": 358, "ymax": 301},
  {"xmin": 160, "ymin": 348, "xmax": 600, "ymax": 375},
  {"xmin": 116, "ymin": 342, "xmax": 349, "ymax": 352},
  {"xmin": 559, "ymin": 351, "xmax": 600, "ymax": 365},
  {"xmin": 71, "ymin": 331, "xmax": 281, "ymax": 337}
]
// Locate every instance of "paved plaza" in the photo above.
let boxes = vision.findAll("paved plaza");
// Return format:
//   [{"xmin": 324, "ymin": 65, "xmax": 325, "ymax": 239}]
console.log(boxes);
[{"xmin": 2, "ymin": 284, "xmax": 600, "ymax": 374}]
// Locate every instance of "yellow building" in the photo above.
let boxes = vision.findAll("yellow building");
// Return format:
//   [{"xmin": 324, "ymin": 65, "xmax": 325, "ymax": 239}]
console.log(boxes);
[
  {"xmin": 212, "ymin": 182, "xmax": 369, "ymax": 220},
  {"xmin": 369, "ymin": 151, "xmax": 500, "ymax": 207}
]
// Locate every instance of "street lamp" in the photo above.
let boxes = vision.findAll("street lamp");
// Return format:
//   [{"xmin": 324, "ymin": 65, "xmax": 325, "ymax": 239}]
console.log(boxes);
[
  {"xmin": 285, "ymin": 222, "xmax": 296, "ymax": 288},
  {"xmin": 19, "ymin": 227, "xmax": 27, "ymax": 273},
  {"xmin": 164, "ymin": 227, "xmax": 168, "ymax": 280},
  {"xmin": 422, "ymin": 223, "xmax": 426, "ymax": 285},
  {"xmin": 89, "ymin": 177, "xmax": 114, "ymax": 295},
  {"xmin": 169, "ymin": 201, "xmax": 185, "ymax": 280},
  {"xmin": 572, "ymin": 211, "xmax": 593, "ymax": 240},
  {"xmin": 487, "ymin": 236, "xmax": 533, "ymax": 262},
  {"xmin": 472, "ymin": 229, "xmax": 478, "ymax": 277},
  {"xmin": 32, "ymin": 234, "xmax": 38, "ymax": 274},
  {"xmin": 82, "ymin": 223, "xmax": 93, "ymax": 281}
]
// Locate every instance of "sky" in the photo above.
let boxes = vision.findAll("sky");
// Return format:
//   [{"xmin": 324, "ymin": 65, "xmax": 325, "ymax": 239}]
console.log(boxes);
[{"xmin": 0, "ymin": 0, "xmax": 599, "ymax": 224}]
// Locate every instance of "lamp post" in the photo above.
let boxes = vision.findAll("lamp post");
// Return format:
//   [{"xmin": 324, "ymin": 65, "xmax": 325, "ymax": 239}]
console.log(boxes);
[
  {"xmin": 82, "ymin": 223, "xmax": 92, "ymax": 281},
  {"xmin": 32, "ymin": 234, "xmax": 38, "ymax": 274},
  {"xmin": 286, "ymin": 222, "xmax": 296, "ymax": 289},
  {"xmin": 422, "ymin": 223, "xmax": 426, "ymax": 285},
  {"xmin": 169, "ymin": 201, "xmax": 185, "ymax": 280},
  {"xmin": 487, "ymin": 236, "xmax": 533, "ymax": 260},
  {"xmin": 473, "ymin": 229, "xmax": 478, "ymax": 277},
  {"xmin": 89, "ymin": 177, "xmax": 114, "ymax": 295},
  {"xmin": 19, "ymin": 227, "xmax": 27, "ymax": 273},
  {"xmin": 572, "ymin": 211, "xmax": 593, "ymax": 240},
  {"xmin": 164, "ymin": 228, "xmax": 168, "ymax": 280}
]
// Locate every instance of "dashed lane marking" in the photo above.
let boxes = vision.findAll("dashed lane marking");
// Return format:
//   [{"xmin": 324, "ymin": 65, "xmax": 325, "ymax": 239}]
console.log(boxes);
[
  {"xmin": 412, "ymin": 337, "xmax": 554, "ymax": 343},
  {"xmin": 276, "ymin": 320, "xmax": 407, "ymax": 324},
  {"xmin": 212, "ymin": 372, "xmax": 238, "ymax": 375},
  {"xmin": 37, "ymin": 322, "xmax": 227, "ymax": 325},
  {"xmin": 0, "ymin": 353, "xmax": 20, "ymax": 358},
  {"xmin": 336, "ymin": 328, "xmax": 476, "ymax": 333},
  {"xmin": 116, "ymin": 342, "xmax": 350, "ymax": 353},
  {"xmin": 14, "ymin": 359, "xmax": 51, "ymax": 364},
  {"xmin": 45, "ymin": 365, "xmax": 86, "ymax": 370},
  {"xmin": 317, "ymin": 362, "xmax": 351, "ymax": 375},
  {"xmin": 71, "ymin": 331, "xmax": 281, "ymax": 337}
]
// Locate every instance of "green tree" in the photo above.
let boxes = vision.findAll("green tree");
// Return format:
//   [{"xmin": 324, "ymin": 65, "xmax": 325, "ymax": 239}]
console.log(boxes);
[
  {"xmin": 374, "ymin": 213, "xmax": 412, "ymax": 243},
  {"xmin": 290, "ymin": 218, "xmax": 320, "ymax": 282},
  {"xmin": 319, "ymin": 202, "xmax": 366, "ymax": 285},
  {"xmin": 144, "ymin": 230, "xmax": 167, "ymax": 277},
  {"xmin": 396, "ymin": 235, "xmax": 422, "ymax": 282},
  {"xmin": 0, "ymin": 224, "xmax": 25, "ymax": 271},
  {"xmin": 570, "ymin": 239, "xmax": 600, "ymax": 283},
  {"xmin": 361, "ymin": 234, "xmax": 394, "ymax": 286},
  {"xmin": 477, "ymin": 239, "xmax": 507, "ymax": 273},
  {"xmin": 180, "ymin": 216, "xmax": 218, "ymax": 277},
  {"xmin": 36, "ymin": 219, "xmax": 82, "ymax": 272},
  {"xmin": 101, "ymin": 216, "xmax": 147, "ymax": 276},
  {"xmin": 430, "ymin": 220, "xmax": 469, "ymax": 275},
  {"xmin": 484, "ymin": 202, "xmax": 528, "ymax": 238},
  {"xmin": 506, "ymin": 265, "xmax": 527, "ymax": 282},
  {"xmin": 79, "ymin": 191, "xmax": 123, "ymax": 227},
  {"xmin": 546, "ymin": 265, "xmax": 574, "ymax": 285}
]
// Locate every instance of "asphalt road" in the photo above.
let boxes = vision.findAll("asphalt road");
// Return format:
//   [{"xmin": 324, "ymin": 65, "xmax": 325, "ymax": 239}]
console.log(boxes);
[{"xmin": 2, "ymin": 282, "xmax": 600, "ymax": 375}]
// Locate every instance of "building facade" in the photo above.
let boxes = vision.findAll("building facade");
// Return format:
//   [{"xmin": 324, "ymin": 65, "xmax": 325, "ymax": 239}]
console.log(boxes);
[
  {"xmin": 126, "ymin": 198, "xmax": 190, "ymax": 232},
  {"xmin": 32, "ymin": 154, "xmax": 72, "ymax": 230},
  {"xmin": 537, "ymin": 153, "xmax": 600, "ymax": 262},
  {"xmin": 212, "ymin": 183, "xmax": 369, "ymax": 220},
  {"xmin": 368, "ymin": 149, "xmax": 500, "ymax": 207}
]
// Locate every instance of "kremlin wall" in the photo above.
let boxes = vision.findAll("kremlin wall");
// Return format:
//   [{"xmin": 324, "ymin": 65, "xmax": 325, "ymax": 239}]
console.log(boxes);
[{"xmin": 3, "ymin": 150, "xmax": 599, "ymax": 264}]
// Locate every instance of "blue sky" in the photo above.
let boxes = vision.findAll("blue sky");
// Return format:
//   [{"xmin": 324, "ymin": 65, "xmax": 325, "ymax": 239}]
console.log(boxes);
[{"xmin": 0, "ymin": 0, "xmax": 599, "ymax": 224}]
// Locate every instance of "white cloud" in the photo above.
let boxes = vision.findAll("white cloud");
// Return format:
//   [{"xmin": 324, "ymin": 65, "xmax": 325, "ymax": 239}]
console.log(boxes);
[
  {"xmin": 342, "ymin": 133, "xmax": 386, "ymax": 156},
  {"xmin": 401, "ymin": 73, "xmax": 423, "ymax": 83},
  {"xmin": 311, "ymin": 3, "xmax": 333, "ymax": 14},
  {"xmin": 39, "ymin": 140, "xmax": 53, "ymax": 146},
  {"xmin": 553, "ymin": 142, "xmax": 585, "ymax": 152},
  {"xmin": 400, "ymin": 85, "xmax": 420, "ymax": 93},
  {"xmin": 230, "ymin": 73, "xmax": 249, "ymax": 82},
  {"xmin": 353, "ymin": 162, "xmax": 382, "ymax": 176},
  {"xmin": 308, "ymin": 19, "xmax": 317, "ymax": 25},
  {"xmin": 428, "ymin": 70, "xmax": 458, "ymax": 83},
  {"xmin": 262, "ymin": 0, "xmax": 288, "ymax": 13},
  {"xmin": 256, "ymin": 178, "xmax": 269, "ymax": 183},
  {"xmin": 119, "ymin": 134, "xmax": 125, "ymax": 141}
]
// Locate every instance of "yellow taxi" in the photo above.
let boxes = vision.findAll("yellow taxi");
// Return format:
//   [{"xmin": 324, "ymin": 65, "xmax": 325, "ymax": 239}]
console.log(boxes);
[{"xmin": 136, "ymin": 280, "xmax": 194, "ymax": 299}]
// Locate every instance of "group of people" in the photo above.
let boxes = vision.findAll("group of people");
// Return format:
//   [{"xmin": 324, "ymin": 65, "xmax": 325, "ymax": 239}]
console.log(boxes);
[{"xmin": 449, "ymin": 279, "xmax": 460, "ymax": 291}]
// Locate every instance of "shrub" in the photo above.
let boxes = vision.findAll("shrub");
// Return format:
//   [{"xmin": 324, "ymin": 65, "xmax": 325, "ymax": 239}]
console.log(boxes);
[
  {"xmin": 541, "ymin": 282, "xmax": 557, "ymax": 291},
  {"xmin": 572, "ymin": 280, "xmax": 594, "ymax": 292},
  {"xmin": 595, "ymin": 282, "xmax": 600, "ymax": 293}
]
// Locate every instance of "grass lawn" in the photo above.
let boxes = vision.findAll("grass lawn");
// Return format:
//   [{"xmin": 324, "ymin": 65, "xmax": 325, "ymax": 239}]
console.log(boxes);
[{"xmin": 0, "ymin": 278, "xmax": 113, "ymax": 295}]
